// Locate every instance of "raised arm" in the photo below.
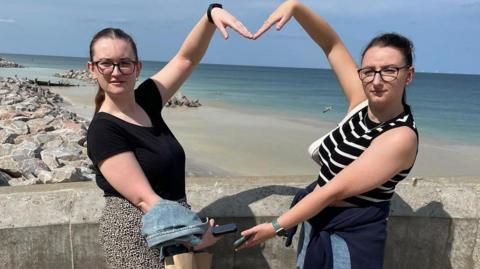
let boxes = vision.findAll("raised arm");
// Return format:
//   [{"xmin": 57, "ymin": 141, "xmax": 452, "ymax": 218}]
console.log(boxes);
[
  {"xmin": 151, "ymin": 7, "xmax": 252, "ymax": 107},
  {"xmin": 254, "ymin": 0, "xmax": 365, "ymax": 110}
]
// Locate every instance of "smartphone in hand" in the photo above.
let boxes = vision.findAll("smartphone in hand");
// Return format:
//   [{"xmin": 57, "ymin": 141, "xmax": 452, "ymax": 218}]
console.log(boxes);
[
  {"xmin": 211, "ymin": 223, "xmax": 238, "ymax": 237},
  {"xmin": 233, "ymin": 234, "xmax": 253, "ymax": 249}
]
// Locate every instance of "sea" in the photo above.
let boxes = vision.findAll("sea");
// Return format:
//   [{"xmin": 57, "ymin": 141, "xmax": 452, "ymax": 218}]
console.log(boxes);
[{"xmin": 1, "ymin": 53, "xmax": 479, "ymax": 145}]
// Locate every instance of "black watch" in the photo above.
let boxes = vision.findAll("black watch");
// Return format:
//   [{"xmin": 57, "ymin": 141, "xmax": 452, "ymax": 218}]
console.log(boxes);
[
  {"xmin": 271, "ymin": 219, "xmax": 286, "ymax": 237},
  {"xmin": 207, "ymin": 3, "xmax": 223, "ymax": 23}
]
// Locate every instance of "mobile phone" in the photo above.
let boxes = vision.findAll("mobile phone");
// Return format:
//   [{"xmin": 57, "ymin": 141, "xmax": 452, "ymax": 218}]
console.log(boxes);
[
  {"xmin": 211, "ymin": 223, "xmax": 238, "ymax": 237},
  {"xmin": 233, "ymin": 234, "xmax": 253, "ymax": 249}
]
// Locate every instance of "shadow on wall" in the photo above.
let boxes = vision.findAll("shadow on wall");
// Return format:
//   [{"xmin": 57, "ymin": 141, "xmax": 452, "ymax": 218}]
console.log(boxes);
[
  {"xmin": 386, "ymin": 195, "xmax": 453, "ymax": 269},
  {"xmin": 198, "ymin": 185, "xmax": 301, "ymax": 269},
  {"xmin": 198, "ymin": 185, "xmax": 456, "ymax": 269}
]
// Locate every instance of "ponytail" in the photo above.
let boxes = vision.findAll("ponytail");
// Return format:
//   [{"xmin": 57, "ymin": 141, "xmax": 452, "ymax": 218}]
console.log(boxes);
[
  {"xmin": 402, "ymin": 88, "xmax": 407, "ymax": 107},
  {"xmin": 94, "ymin": 86, "xmax": 105, "ymax": 113}
]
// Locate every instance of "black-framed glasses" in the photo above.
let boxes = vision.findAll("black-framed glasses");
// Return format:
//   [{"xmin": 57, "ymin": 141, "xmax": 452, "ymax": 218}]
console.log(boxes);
[
  {"xmin": 357, "ymin": 65, "xmax": 410, "ymax": 83},
  {"xmin": 93, "ymin": 60, "xmax": 137, "ymax": 75}
]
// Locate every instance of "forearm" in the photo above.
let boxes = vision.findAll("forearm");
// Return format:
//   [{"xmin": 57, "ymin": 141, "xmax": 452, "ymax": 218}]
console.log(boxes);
[
  {"xmin": 125, "ymin": 181, "xmax": 161, "ymax": 213},
  {"xmin": 175, "ymin": 14, "xmax": 216, "ymax": 66},
  {"xmin": 150, "ymin": 13, "xmax": 216, "ymax": 106},
  {"xmin": 111, "ymin": 176, "xmax": 161, "ymax": 213},
  {"xmin": 277, "ymin": 185, "xmax": 336, "ymax": 230},
  {"xmin": 292, "ymin": 3, "xmax": 342, "ymax": 56},
  {"xmin": 99, "ymin": 152, "xmax": 162, "ymax": 213},
  {"xmin": 291, "ymin": 1, "xmax": 363, "ymax": 107}
]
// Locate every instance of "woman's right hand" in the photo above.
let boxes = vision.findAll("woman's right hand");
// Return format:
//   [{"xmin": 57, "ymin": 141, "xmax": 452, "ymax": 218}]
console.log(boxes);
[
  {"xmin": 253, "ymin": 0, "xmax": 300, "ymax": 40},
  {"xmin": 210, "ymin": 7, "xmax": 253, "ymax": 40},
  {"xmin": 192, "ymin": 218, "xmax": 222, "ymax": 251}
]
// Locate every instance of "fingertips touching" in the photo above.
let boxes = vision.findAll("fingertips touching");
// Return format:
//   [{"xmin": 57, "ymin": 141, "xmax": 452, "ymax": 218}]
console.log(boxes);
[
  {"xmin": 252, "ymin": 26, "xmax": 269, "ymax": 40},
  {"xmin": 231, "ymin": 21, "xmax": 253, "ymax": 39}
]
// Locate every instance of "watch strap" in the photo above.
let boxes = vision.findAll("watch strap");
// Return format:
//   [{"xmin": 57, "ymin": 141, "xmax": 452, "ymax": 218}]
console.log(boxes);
[
  {"xmin": 207, "ymin": 3, "xmax": 223, "ymax": 24},
  {"xmin": 271, "ymin": 219, "xmax": 286, "ymax": 237}
]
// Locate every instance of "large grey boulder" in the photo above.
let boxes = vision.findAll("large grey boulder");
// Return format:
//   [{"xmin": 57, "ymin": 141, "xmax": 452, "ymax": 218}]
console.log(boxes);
[{"xmin": 0, "ymin": 76, "xmax": 93, "ymax": 186}]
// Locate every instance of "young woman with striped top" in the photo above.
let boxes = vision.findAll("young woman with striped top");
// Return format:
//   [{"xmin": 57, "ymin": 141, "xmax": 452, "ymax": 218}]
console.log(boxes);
[{"xmin": 238, "ymin": 1, "xmax": 418, "ymax": 268}]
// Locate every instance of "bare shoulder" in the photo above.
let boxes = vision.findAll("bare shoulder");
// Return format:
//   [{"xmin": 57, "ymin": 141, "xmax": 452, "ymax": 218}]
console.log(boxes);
[
  {"xmin": 366, "ymin": 126, "xmax": 418, "ymax": 169},
  {"xmin": 373, "ymin": 126, "xmax": 418, "ymax": 154}
]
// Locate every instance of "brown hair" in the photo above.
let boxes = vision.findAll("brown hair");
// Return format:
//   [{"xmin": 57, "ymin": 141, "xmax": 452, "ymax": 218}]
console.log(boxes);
[{"xmin": 89, "ymin": 28, "xmax": 139, "ymax": 113}]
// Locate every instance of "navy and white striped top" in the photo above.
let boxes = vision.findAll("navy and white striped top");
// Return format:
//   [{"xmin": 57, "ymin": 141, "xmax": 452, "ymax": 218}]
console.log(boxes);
[{"xmin": 315, "ymin": 103, "xmax": 418, "ymax": 206}]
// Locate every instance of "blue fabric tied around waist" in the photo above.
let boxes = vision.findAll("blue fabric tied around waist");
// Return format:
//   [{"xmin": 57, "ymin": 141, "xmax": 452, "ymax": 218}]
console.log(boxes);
[
  {"xmin": 285, "ymin": 182, "xmax": 390, "ymax": 269},
  {"xmin": 141, "ymin": 200, "xmax": 208, "ymax": 259}
]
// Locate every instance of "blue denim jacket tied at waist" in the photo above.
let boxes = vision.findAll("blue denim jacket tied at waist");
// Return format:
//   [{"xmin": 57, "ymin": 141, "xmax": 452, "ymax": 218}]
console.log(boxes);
[{"xmin": 141, "ymin": 200, "xmax": 208, "ymax": 250}]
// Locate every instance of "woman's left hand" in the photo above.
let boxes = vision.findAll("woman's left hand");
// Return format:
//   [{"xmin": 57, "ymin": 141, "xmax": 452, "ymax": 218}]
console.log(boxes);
[
  {"xmin": 235, "ymin": 222, "xmax": 276, "ymax": 251},
  {"xmin": 210, "ymin": 8, "xmax": 253, "ymax": 40},
  {"xmin": 193, "ymin": 218, "xmax": 222, "ymax": 251},
  {"xmin": 253, "ymin": 0, "xmax": 298, "ymax": 40}
]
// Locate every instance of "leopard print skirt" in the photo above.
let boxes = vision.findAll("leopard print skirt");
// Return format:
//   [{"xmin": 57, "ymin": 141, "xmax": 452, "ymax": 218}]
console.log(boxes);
[{"xmin": 99, "ymin": 196, "xmax": 190, "ymax": 269}]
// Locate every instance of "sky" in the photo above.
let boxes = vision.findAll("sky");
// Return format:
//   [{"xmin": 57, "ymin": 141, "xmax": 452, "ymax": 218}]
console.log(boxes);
[{"xmin": 0, "ymin": 0, "xmax": 479, "ymax": 74}]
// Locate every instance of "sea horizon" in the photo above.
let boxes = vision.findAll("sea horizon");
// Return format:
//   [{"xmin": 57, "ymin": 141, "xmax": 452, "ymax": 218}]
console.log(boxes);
[
  {"xmin": 2, "ymin": 51, "xmax": 479, "ymax": 76},
  {"xmin": 1, "ymin": 52, "xmax": 479, "ymax": 146}
]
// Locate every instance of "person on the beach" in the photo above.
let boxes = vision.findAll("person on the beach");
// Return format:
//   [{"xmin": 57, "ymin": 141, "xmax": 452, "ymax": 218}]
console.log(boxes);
[
  {"xmin": 238, "ymin": 1, "xmax": 418, "ymax": 268},
  {"xmin": 86, "ymin": 4, "xmax": 252, "ymax": 268}
]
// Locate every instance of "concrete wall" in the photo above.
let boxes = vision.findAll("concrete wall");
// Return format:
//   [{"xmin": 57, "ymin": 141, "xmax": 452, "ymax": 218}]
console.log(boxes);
[{"xmin": 0, "ymin": 176, "xmax": 478, "ymax": 269}]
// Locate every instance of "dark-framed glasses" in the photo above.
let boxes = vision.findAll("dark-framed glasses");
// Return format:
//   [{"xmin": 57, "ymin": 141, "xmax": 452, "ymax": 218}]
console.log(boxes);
[
  {"xmin": 357, "ymin": 65, "xmax": 410, "ymax": 83},
  {"xmin": 93, "ymin": 60, "xmax": 137, "ymax": 75}
]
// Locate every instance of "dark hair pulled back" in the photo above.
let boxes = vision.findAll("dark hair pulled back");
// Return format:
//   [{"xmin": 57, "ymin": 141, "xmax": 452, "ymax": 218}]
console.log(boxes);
[
  {"xmin": 89, "ymin": 28, "xmax": 139, "ymax": 113},
  {"xmin": 361, "ymin": 33, "xmax": 414, "ymax": 106}
]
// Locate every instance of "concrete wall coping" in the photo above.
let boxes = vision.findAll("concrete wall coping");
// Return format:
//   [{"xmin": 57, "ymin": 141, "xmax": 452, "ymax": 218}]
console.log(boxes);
[{"xmin": 1, "ymin": 176, "xmax": 479, "ymax": 229}]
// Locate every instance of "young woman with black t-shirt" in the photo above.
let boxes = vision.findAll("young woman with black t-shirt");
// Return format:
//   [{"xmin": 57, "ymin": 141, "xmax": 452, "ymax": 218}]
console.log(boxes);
[{"xmin": 86, "ymin": 5, "xmax": 252, "ymax": 268}]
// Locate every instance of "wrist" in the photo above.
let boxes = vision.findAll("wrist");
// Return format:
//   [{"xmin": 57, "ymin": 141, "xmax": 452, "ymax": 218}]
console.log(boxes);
[
  {"xmin": 271, "ymin": 218, "xmax": 287, "ymax": 237},
  {"xmin": 287, "ymin": 0, "xmax": 303, "ymax": 16},
  {"xmin": 139, "ymin": 195, "xmax": 162, "ymax": 213},
  {"xmin": 207, "ymin": 3, "xmax": 223, "ymax": 24},
  {"xmin": 290, "ymin": 1, "xmax": 301, "ymax": 17}
]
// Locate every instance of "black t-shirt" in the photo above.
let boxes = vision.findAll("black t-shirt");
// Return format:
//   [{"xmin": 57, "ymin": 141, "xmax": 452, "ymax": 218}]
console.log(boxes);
[{"xmin": 87, "ymin": 79, "xmax": 186, "ymax": 200}]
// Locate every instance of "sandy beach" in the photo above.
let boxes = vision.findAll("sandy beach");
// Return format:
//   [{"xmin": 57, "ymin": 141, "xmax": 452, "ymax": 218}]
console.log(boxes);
[{"xmin": 49, "ymin": 84, "xmax": 480, "ymax": 178}]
